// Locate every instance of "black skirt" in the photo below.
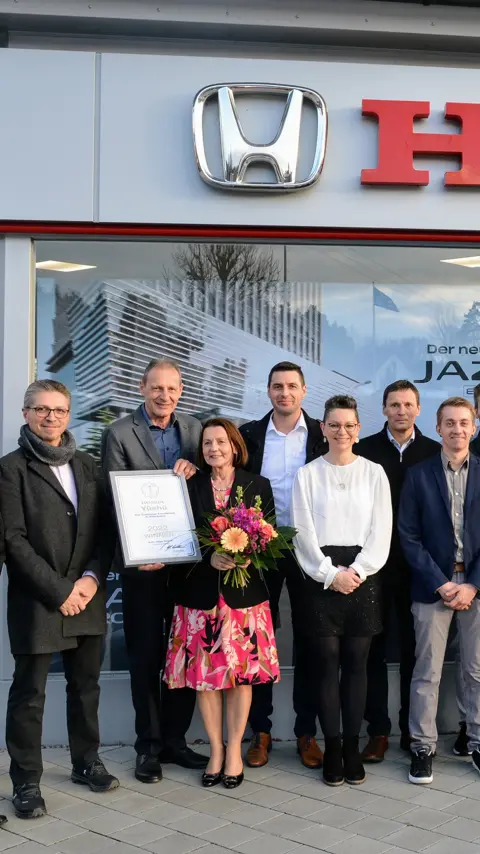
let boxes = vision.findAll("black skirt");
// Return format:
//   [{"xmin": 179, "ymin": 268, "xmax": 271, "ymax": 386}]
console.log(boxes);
[{"xmin": 296, "ymin": 545, "xmax": 383, "ymax": 638}]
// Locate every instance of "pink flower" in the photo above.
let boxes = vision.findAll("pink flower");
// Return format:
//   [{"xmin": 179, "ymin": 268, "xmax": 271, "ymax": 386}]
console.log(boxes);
[
  {"xmin": 260, "ymin": 523, "xmax": 277, "ymax": 541},
  {"xmin": 211, "ymin": 516, "xmax": 230, "ymax": 534}
]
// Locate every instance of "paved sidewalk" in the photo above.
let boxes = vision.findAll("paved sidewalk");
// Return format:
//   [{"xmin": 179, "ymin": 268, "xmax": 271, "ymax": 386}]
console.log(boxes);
[{"xmin": 0, "ymin": 737, "xmax": 480, "ymax": 854}]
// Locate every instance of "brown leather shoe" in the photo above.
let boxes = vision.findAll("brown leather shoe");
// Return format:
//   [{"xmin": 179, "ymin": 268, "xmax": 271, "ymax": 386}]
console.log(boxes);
[
  {"xmin": 297, "ymin": 735, "xmax": 324, "ymax": 769},
  {"xmin": 246, "ymin": 733, "xmax": 272, "ymax": 767},
  {"xmin": 361, "ymin": 735, "xmax": 389, "ymax": 763}
]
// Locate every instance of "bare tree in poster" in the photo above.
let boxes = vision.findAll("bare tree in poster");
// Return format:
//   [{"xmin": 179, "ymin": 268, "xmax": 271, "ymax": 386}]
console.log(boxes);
[{"xmin": 170, "ymin": 243, "xmax": 281, "ymax": 300}]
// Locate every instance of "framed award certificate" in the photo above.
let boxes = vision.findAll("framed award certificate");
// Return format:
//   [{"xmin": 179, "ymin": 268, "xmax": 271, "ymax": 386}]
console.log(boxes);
[{"xmin": 109, "ymin": 470, "xmax": 202, "ymax": 566}]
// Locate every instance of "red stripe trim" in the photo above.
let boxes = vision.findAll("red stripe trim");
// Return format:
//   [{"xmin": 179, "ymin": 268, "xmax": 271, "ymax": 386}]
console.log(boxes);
[{"xmin": 1, "ymin": 222, "xmax": 480, "ymax": 243}]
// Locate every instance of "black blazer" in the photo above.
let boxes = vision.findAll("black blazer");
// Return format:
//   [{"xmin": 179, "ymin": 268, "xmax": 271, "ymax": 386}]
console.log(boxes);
[
  {"xmin": 0, "ymin": 448, "xmax": 114, "ymax": 655},
  {"xmin": 170, "ymin": 469, "xmax": 275, "ymax": 610},
  {"xmin": 240, "ymin": 409, "xmax": 325, "ymax": 475}
]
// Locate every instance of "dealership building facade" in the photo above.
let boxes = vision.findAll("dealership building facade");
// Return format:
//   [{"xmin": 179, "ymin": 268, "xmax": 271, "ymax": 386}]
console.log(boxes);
[{"xmin": 1, "ymin": 0, "xmax": 480, "ymax": 743}]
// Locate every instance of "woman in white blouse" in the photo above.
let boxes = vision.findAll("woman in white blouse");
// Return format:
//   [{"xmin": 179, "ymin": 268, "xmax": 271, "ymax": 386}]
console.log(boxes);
[{"xmin": 291, "ymin": 395, "xmax": 392, "ymax": 787}]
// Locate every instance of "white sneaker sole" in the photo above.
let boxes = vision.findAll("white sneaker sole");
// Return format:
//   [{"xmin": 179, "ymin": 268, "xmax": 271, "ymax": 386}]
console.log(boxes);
[{"xmin": 408, "ymin": 772, "xmax": 433, "ymax": 785}]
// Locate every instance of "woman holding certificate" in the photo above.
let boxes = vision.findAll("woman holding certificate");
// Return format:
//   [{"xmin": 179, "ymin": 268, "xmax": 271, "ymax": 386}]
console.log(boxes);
[
  {"xmin": 164, "ymin": 418, "xmax": 280, "ymax": 789},
  {"xmin": 291, "ymin": 395, "xmax": 391, "ymax": 788}
]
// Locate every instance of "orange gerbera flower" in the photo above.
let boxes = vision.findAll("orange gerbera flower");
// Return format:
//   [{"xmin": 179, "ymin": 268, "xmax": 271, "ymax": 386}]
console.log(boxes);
[{"xmin": 221, "ymin": 527, "xmax": 249, "ymax": 553}]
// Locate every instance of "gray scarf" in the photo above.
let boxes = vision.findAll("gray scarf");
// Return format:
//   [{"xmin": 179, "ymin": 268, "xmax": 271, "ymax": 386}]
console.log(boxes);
[{"xmin": 18, "ymin": 424, "xmax": 77, "ymax": 466}]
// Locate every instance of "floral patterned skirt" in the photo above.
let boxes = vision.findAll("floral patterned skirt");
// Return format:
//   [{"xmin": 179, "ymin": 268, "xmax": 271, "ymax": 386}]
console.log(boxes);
[{"xmin": 164, "ymin": 595, "xmax": 280, "ymax": 691}]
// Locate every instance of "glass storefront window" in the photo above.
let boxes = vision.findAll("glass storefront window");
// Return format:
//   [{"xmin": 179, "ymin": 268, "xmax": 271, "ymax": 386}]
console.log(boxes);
[{"xmin": 35, "ymin": 239, "xmax": 480, "ymax": 670}]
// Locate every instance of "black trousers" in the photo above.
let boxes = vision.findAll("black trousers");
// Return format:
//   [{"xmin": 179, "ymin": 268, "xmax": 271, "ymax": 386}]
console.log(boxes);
[
  {"xmin": 248, "ymin": 555, "xmax": 317, "ymax": 738},
  {"xmin": 121, "ymin": 572, "xmax": 196, "ymax": 755},
  {"xmin": 364, "ymin": 568, "xmax": 416, "ymax": 737},
  {"xmin": 6, "ymin": 635, "xmax": 102, "ymax": 786}
]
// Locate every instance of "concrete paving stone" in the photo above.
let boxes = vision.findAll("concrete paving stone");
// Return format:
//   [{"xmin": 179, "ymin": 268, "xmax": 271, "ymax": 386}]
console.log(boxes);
[
  {"xmin": 198, "ymin": 822, "xmax": 262, "ymax": 847},
  {"xmin": 324, "ymin": 836, "xmax": 399, "ymax": 854},
  {"xmin": 3, "ymin": 844, "xmax": 61, "ymax": 854},
  {"xmin": 110, "ymin": 820, "xmax": 174, "ymax": 847},
  {"xmin": 280, "ymin": 798, "xmax": 331, "ymax": 818},
  {"xmin": 162, "ymin": 786, "xmax": 219, "ymax": 807},
  {"xmin": 455, "ymin": 782, "xmax": 480, "ymax": 801},
  {"xmin": 45, "ymin": 791, "xmax": 84, "ymax": 813},
  {"xmin": 305, "ymin": 805, "xmax": 367, "ymax": 828},
  {"xmin": 79, "ymin": 811, "xmax": 143, "ymax": 834},
  {"xmin": 52, "ymin": 801, "xmax": 110, "ymax": 823},
  {"xmin": 379, "ymin": 825, "xmax": 445, "ymax": 850},
  {"xmin": 282, "ymin": 782, "xmax": 331, "ymax": 802},
  {"xmin": 184, "ymin": 846, "xmax": 231, "ymax": 854},
  {"xmin": 145, "ymin": 832, "xmax": 209, "ymax": 854},
  {"xmin": 0, "ymin": 830, "xmax": 27, "ymax": 850},
  {"xmin": 163, "ymin": 767, "xmax": 205, "ymax": 785},
  {"xmin": 57, "ymin": 830, "xmax": 116, "ymax": 853},
  {"xmin": 345, "ymin": 814, "xmax": 406, "ymax": 839},
  {"xmin": 361, "ymin": 763, "xmax": 408, "ymax": 781},
  {"xmin": 14, "ymin": 821, "xmax": 87, "ymax": 846},
  {"xmin": 238, "ymin": 789, "xmax": 299, "ymax": 808},
  {"xmin": 99, "ymin": 747, "xmax": 137, "ymax": 765},
  {"xmin": 120, "ymin": 777, "xmax": 185, "ymax": 796},
  {"xmin": 358, "ymin": 796, "xmax": 424, "ymax": 820},
  {"xmin": 311, "ymin": 787, "xmax": 379, "ymax": 810},
  {"xmin": 225, "ymin": 804, "xmax": 283, "ymax": 826},
  {"xmin": 423, "ymin": 841, "xmax": 480, "ymax": 854},
  {"xmin": 265, "ymin": 773, "xmax": 311, "ymax": 793},
  {"xmin": 0, "ymin": 809, "xmax": 57, "ymax": 837},
  {"xmin": 285, "ymin": 823, "xmax": 355, "ymax": 850},
  {"xmin": 409, "ymin": 788, "xmax": 469, "ymax": 810},
  {"xmin": 166, "ymin": 814, "xmax": 230, "ymax": 837},
  {"xmin": 105, "ymin": 792, "xmax": 161, "ymax": 815},
  {"xmin": 434, "ymin": 817, "xmax": 480, "ymax": 842},
  {"xmin": 353, "ymin": 778, "xmax": 415, "ymax": 800},
  {"xmin": 250, "ymin": 814, "xmax": 314, "ymax": 840},
  {"xmin": 85, "ymin": 844, "xmax": 142, "ymax": 854},
  {"xmin": 442, "ymin": 797, "xmax": 480, "ymax": 820},
  {"xmin": 232, "ymin": 834, "xmax": 300, "ymax": 854},
  {"xmin": 400, "ymin": 806, "xmax": 457, "ymax": 829},
  {"xmin": 429, "ymin": 773, "xmax": 476, "ymax": 793},
  {"xmin": 193, "ymin": 798, "xmax": 245, "ymax": 818},
  {"xmin": 136, "ymin": 803, "xmax": 201, "ymax": 826},
  {"xmin": 243, "ymin": 767, "xmax": 286, "ymax": 784},
  {"xmin": 432, "ymin": 759, "xmax": 473, "ymax": 778},
  {"xmin": 216, "ymin": 782, "xmax": 263, "ymax": 801}
]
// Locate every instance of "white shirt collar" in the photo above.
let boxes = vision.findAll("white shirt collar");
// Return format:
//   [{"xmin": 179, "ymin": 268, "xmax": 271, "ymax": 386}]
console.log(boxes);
[
  {"xmin": 267, "ymin": 411, "xmax": 307, "ymax": 437},
  {"xmin": 387, "ymin": 426, "xmax": 415, "ymax": 454}
]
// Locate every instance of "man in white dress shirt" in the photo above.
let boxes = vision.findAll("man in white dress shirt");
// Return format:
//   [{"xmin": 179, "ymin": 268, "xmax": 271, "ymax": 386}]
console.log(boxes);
[{"xmin": 240, "ymin": 362, "xmax": 325, "ymax": 768}]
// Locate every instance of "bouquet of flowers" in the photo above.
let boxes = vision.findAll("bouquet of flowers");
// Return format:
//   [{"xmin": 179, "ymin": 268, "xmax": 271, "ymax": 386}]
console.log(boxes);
[{"xmin": 195, "ymin": 485, "xmax": 296, "ymax": 588}]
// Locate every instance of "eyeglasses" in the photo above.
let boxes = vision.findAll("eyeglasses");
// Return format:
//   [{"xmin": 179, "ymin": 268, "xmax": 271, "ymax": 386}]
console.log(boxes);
[
  {"xmin": 25, "ymin": 406, "xmax": 70, "ymax": 419},
  {"xmin": 327, "ymin": 423, "xmax": 358, "ymax": 434}
]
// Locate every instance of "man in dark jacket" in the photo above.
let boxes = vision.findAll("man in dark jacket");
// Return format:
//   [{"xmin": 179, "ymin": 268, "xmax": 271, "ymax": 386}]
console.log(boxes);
[
  {"xmin": 355, "ymin": 380, "xmax": 440, "ymax": 762},
  {"xmin": 240, "ymin": 361, "xmax": 325, "ymax": 769},
  {"xmin": 0, "ymin": 380, "xmax": 118, "ymax": 819},
  {"xmin": 101, "ymin": 358, "xmax": 206, "ymax": 784}
]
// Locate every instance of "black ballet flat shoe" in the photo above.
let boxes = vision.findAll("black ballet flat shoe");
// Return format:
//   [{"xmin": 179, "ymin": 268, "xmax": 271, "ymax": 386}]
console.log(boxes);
[
  {"xmin": 222, "ymin": 771, "xmax": 244, "ymax": 789},
  {"xmin": 202, "ymin": 767, "xmax": 224, "ymax": 787}
]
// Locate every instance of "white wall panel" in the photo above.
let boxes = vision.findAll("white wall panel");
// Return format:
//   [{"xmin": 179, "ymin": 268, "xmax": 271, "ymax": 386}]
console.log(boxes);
[
  {"xmin": 0, "ymin": 50, "xmax": 95, "ymax": 221},
  {"xmin": 98, "ymin": 52, "xmax": 480, "ymax": 230}
]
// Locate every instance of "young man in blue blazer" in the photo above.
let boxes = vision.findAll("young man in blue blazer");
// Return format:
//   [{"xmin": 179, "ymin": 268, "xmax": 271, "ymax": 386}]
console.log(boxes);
[{"xmin": 399, "ymin": 397, "xmax": 480, "ymax": 785}]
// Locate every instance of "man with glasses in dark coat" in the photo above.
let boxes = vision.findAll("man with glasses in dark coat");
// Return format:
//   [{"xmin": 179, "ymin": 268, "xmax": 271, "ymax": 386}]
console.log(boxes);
[{"xmin": 0, "ymin": 380, "xmax": 118, "ymax": 819}]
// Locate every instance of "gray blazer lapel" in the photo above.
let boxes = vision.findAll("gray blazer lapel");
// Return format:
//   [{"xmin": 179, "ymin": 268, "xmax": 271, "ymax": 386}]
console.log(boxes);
[
  {"xmin": 27, "ymin": 458, "xmax": 72, "ymax": 504},
  {"xmin": 132, "ymin": 409, "xmax": 164, "ymax": 469},
  {"xmin": 177, "ymin": 417, "xmax": 193, "ymax": 459}
]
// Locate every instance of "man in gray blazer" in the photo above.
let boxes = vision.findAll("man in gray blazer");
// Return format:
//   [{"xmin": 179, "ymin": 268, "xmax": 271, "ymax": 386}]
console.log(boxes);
[{"xmin": 102, "ymin": 358, "xmax": 206, "ymax": 783}]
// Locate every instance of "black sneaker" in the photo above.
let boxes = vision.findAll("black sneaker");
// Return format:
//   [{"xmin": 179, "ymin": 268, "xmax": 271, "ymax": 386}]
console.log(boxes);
[
  {"xmin": 472, "ymin": 749, "xmax": 480, "ymax": 776},
  {"xmin": 71, "ymin": 758, "xmax": 119, "ymax": 792},
  {"xmin": 453, "ymin": 722, "xmax": 472, "ymax": 757},
  {"xmin": 12, "ymin": 783, "xmax": 46, "ymax": 819},
  {"xmin": 409, "ymin": 747, "xmax": 433, "ymax": 785}
]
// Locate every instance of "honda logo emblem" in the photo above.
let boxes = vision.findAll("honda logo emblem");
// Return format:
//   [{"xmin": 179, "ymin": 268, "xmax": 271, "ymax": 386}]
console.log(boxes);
[{"xmin": 193, "ymin": 83, "xmax": 327, "ymax": 192}]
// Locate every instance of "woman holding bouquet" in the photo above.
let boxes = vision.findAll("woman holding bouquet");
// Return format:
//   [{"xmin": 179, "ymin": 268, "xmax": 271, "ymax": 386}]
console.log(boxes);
[
  {"xmin": 291, "ymin": 395, "xmax": 392, "ymax": 788},
  {"xmin": 164, "ymin": 418, "xmax": 280, "ymax": 789}
]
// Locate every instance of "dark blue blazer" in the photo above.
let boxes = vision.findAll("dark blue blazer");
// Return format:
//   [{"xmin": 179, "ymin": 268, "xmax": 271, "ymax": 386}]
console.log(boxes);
[{"xmin": 398, "ymin": 453, "xmax": 480, "ymax": 603}]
